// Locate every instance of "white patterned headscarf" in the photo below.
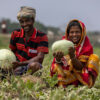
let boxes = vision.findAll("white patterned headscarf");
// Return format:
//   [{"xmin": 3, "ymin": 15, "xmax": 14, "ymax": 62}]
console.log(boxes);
[{"xmin": 17, "ymin": 6, "xmax": 36, "ymax": 20}]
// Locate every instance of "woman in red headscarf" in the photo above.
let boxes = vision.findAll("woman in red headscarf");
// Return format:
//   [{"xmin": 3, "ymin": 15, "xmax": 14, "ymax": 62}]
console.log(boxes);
[{"xmin": 50, "ymin": 19, "xmax": 99, "ymax": 88}]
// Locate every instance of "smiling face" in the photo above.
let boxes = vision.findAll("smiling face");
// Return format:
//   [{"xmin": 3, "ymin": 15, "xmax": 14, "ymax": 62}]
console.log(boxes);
[
  {"xmin": 68, "ymin": 25, "xmax": 82, "ymax": 44},
  {"xmin": 19, "ymin": 17, "xmax": 34, "ymax": 33}
]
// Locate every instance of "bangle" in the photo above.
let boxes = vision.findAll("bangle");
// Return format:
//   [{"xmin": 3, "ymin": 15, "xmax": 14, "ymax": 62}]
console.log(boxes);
[{"xmin": 55, "ymin": 58, "xmax": 62, "ymax": 63}]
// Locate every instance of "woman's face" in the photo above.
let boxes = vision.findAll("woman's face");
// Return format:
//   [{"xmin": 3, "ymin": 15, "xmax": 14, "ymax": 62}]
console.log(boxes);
[{"xmin": 68, "ymin": 26, "xmax": 82, "ymax": 44}]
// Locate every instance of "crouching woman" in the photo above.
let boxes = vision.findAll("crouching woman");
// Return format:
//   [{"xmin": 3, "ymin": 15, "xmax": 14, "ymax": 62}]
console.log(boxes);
[{"xmin": 50, "ymin": 19, "xmax": 99, "ymax": 88}]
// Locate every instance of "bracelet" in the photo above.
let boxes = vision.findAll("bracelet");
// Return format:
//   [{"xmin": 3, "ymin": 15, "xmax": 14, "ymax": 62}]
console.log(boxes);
[{"xmin": 55, "ymin": 58, "xmax": 62, "ymax": 63}]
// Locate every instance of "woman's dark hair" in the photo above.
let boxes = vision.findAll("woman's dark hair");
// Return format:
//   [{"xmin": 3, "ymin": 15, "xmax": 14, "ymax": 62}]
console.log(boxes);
[{"xmin": 67, "ymin": 20, "xmax": 82, "ymax": 34}]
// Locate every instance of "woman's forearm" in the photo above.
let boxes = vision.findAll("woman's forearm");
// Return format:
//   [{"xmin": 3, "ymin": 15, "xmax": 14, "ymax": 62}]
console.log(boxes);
[{"xmin": 71, "ymin": 57, "xmax": 84, "ymax": 70}]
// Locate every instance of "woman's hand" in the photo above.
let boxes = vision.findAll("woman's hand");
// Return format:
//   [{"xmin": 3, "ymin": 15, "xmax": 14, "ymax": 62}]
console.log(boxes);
[
  {"xmin": 53, "ymin": 51, "xmax": 64, "ymax": 62},
  {"xmin": 68, "ymin": 47, "xmax": 75, "ymax": 59}
]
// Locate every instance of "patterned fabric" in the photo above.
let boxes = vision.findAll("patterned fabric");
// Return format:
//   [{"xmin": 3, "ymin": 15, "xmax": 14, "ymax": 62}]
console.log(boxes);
[
  {"xmin": 17, "ymin": 6, "xmax": 36, "ymax": 20},
  {"xmin": 9, "ymin": 28, "xmax": 48, "ymax": 62},
  {"xmin": 51, "ymin": 19, "xmax": 99, "ymax": 87}
]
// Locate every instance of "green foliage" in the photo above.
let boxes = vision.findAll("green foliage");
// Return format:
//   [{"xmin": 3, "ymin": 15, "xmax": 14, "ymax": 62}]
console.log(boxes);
[
  {"xmin": 0, "ymin": 34, "xmax": 10, "ymax": 49},
  {"xmin": 49, "ymin": 87, "xmax": 65, "ymax": 100},
  {"xmin": 43, "ymin": 48, "xmax": 53, "ymax": 66},
  {"xmin": 0, "ymin": 34, "xmax": 100, "ymax": 100},
  {"xmin": 94, "ymin": 47, "xmax": 100, "ymax": 57}
]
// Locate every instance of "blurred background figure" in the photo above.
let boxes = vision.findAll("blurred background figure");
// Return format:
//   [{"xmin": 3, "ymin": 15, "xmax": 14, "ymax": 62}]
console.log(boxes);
[{"xmin": 1, "ymin": 20, "xmax": 7, "ymax": 34}]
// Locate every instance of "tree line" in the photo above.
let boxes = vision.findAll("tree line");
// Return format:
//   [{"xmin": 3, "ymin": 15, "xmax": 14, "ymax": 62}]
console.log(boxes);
[{"xmin": 0, "ymin": 18, "xmax": 61, "ymax": 34}]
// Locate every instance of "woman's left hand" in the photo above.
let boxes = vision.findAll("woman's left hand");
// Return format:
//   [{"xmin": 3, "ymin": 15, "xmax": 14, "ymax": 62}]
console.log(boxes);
[{"xmin": 68, "ymin": 47, "xmax": 75, "ymax": 59}]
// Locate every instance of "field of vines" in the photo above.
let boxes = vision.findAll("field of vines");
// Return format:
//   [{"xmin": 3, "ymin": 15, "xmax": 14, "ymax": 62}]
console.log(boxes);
[{"xmin": 0, "ymin": 34, "xmax": 100, "ymax": 100}]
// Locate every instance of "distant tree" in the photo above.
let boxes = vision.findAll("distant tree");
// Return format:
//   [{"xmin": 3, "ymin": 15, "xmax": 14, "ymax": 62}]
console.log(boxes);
[
  {"xmin": 47, "ymin": 26, "xmax": 60, "ymax": 35},
  {"xmin": 6, "ymin": 19, "xmax": 20, "ymax": 33},
  {"xmin": 0, "ymin": 19, "xmax": 20, "ymax": 33},
  {"xmin": 34, "ymin": 21, "xmax": 47, "ymax": 33}
]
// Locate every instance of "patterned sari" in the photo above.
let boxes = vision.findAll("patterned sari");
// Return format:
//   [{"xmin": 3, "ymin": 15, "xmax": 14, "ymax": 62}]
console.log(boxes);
[{"xmin": 50, "ymin": 19, "xmax": 99, "ymax": 88}]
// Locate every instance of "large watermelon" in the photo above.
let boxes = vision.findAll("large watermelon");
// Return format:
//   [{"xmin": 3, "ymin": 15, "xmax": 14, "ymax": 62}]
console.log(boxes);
[{"xmin": 52, "ymin": 40, "xmax": 74, "ymax": 55}]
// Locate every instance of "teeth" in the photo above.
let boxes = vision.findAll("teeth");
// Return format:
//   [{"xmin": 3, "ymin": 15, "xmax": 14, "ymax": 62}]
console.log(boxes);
[{"xmin": 73, "ymin": 38, "xmax": 77, "ymax": 39}]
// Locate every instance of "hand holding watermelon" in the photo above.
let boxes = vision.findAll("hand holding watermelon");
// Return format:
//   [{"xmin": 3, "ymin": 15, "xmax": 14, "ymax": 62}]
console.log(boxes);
[
  {"xmin": 52, "ymin": 40, "xmax": 74, "ymax": 63},
  {"xmin": 68, "ymin": 47, "xmax": 75, "ymax": 59},
  {"xmin": 53, "ymin": 51, "xmax": 64, "ymax": 63},
  {"xmin": 52, "ymin": 39, "xmax": 74, "ymax": 55}
]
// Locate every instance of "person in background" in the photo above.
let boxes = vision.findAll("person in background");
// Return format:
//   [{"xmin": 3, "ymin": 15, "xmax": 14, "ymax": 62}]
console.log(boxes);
[
  {"xmin": 1, "ymin": 20, "xmax": 7, "ymax": 34},
  {"xmin": 9, "ymin": 6, "xmax": 48, "ymax": 75},
  {"xmin": 50, "ymin": 19, "xmax": 99, "ymax": 88}
]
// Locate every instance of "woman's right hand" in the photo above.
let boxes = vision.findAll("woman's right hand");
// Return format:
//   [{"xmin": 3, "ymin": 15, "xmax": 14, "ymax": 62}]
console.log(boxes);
[{"xmin": 53, "ymin": 51, "xmax": 64, "ymax": 62}]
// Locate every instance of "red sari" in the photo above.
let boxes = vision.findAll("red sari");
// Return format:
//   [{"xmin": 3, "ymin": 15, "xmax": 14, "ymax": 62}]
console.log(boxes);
[{"xmin": 50, "ymin": 19, "xmax": 99, "ymax": 87}]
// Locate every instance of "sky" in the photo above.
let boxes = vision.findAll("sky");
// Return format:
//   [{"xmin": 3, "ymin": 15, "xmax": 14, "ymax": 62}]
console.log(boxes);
[{"xmin": 0, "ymin": 0, "xmax": 100, "ymax": 31}]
